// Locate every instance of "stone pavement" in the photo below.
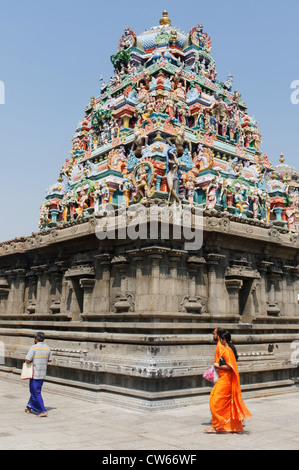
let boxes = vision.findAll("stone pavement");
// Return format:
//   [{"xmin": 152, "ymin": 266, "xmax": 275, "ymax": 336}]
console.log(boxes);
[{"xmin": 1, "ymin": 373, "xmax": 299, "ymax": 451}]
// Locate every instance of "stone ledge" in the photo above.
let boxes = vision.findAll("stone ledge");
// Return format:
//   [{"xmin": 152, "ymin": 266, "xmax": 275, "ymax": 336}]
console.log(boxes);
[
  {"xmin": 1, "ymin": 327, "xmax": 299, "ymax": 344},
  {"xmin": 0, "ymin": 368, "xmax": 298, "ymax": 411},
  {"xmin": 1, "ymin": 209, "xmax": 298, "ymax": 259}
]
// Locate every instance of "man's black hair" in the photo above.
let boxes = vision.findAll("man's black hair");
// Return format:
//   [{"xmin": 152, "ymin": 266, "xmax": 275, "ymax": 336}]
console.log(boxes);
[{"xmin": 35, "ymin": 332, "xmax": 45, "ymax": 343}]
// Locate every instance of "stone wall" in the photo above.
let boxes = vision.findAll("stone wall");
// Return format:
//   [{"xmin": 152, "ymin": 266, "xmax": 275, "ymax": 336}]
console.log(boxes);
[{"xmin": 0, "ymin": 208, "xmax": 299, "ymax": 409}]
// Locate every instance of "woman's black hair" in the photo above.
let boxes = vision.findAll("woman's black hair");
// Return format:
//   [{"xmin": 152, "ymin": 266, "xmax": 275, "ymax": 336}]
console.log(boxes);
[{"xmin": 219, "ymin": 330, "xmax": 239, "ymax": 361}]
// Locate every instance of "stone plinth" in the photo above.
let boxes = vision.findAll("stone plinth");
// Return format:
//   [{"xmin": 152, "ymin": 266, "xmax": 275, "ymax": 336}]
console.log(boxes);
[{"xmin": 1, "ymin": 209, "xmax": 299, "ymax": 409}]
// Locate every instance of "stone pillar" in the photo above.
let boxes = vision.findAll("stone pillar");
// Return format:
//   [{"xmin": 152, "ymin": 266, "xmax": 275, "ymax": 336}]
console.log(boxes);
[
  {"xmin": 243, "ymin": 279, "xmax": 258, "ymax": 323},
  {"xmin": 291, "ymin": 267, "xmax": 299, "ymax": 316},
  {"xmin": 206, "ymin": 254, "xmax": 225, "ymax": 315},
  {"xmin": 267, "ymin": 273, "xmax": 280, "ymax": 316},
  {"xmin": 131, "ymin": 252, "xmax": 144, "ymax": 280},
  {"xmin": 111, "ymin": 256, "xmax": 131, "ymax": 312},
  {"xmin": 148, "ymin": 249, "xmax": 163, "ymax": 312},
  {"xmin": 143, "ymin": 246, "xmax": 169, "ymax": 312},
  {"xmin": 80, "ymin": 278, "xmax": 96, "ymax": 315},
  {"xmin": 0, "ymin": 277, "xmax": 9, "ymax": 314},
  {"xmin": 180, "ymin": 256, "xmax": 206, "ymax": 313},
  {"xmin": 67, "ymin": 279, "xmax": 83, "ymax": 321},
  {"xmin": 168, "ymin": 250, "xmax": 187, "ymax": 312},
  {"xmin": 26, "ymin": 271, "xmax": 38, "ymax": 314},
  {"xmin": 281, "ymin": 265, "xmax": 293, "ymax": 316},
  {"xmin": 225, "ymin": 279, "xmax": 243, "ymax": 317},
  {"xmin": 149, "ymin": 254, "xmax": 162, "ymax": 299},
  {"xmin": 257, "ymin": 261, "xmax": 273, "ymax": 316},
  {"xmin": 93, "ymin": 254, "xmax": 112, "ymax": 314},
  {"xmin": 169, "ymin": 249, "xmax": 186, "ymax": 288},
  {"xmin": 128, "ymin": 249, "xmax": 145, "ymax": 312},
  {"xmin": 5, "ymin": 271, "xmax": 16, "ymax": 315},
  {"xmin": 64, "ymin": 262, "xmax": 95, "ymax": 319},
  {"xmin": 5, "ymin": 269, "xmax": 26, "ymax": 315},
  {"xmin": 31, "ymin": 265, "xmax": 51, "ymax": 315},
  {"xmin": 55, "ymin": 262, "xmax": 69, "ymax": 316},
  {"xmin": 13, "ymin": 269, "xmax": 26, "ymax": 314},
  {"xmin": 49, "ymin": 269, "xmax": 62, "ymax": 314}
]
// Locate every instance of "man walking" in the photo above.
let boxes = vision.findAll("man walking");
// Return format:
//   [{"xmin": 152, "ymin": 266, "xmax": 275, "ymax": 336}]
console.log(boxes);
[{"xmin": 25, "ymin": 332, "xmax": 52, "ymax": 417}]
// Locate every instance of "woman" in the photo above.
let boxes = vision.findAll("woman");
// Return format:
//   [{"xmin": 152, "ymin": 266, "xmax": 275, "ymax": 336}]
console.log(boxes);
[{"xmin": 205, "ymin": 330, "xmax": 251, "ymax": 433}]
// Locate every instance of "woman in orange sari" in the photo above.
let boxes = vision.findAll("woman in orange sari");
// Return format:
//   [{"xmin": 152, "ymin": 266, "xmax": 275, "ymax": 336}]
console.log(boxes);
[{"xmin": 205, "ymin": 331, "xmax": 252, "ymax": 434}]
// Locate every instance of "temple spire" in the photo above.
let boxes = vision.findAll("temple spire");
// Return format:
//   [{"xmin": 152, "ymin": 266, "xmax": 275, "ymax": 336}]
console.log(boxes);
[{"xmin": 160, "ymin": 10, "xmax": 171, "ymax": 26}]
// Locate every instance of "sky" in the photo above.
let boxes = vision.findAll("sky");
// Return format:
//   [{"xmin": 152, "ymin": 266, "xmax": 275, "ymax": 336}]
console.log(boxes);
[{"xmin": 0, "ymin": 0, "xmax": 298, "ymax": 242}]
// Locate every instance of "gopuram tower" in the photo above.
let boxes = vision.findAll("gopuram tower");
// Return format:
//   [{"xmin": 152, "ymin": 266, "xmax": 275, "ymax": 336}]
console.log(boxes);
[{"xmin": 1, "ymin": 12, "xmax": 299, "ymax": 409}]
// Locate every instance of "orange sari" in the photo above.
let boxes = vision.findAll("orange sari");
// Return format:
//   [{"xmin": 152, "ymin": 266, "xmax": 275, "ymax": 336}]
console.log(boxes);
[{"xmin": 210, "ymin": 346, "xmax": 251, "ymax": 432}]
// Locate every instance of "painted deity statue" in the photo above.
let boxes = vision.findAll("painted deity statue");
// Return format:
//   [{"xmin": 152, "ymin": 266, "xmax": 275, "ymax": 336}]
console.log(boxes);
[
  {"xmin": 132, "ymin": 163, "xmax": 155, "ymax": 203},
  {"xmin": 76, "ymin": 186, "xmax": 89, "ymax": 218},
  {"xmin": 167, "ymin": 124, "xmax": 191, "ymax": 155},
  {"xmin": 262, "ymin": 192, "xmax": 272, "ymax": 223},
  {"xmin": 204, "ymin": 177, "xmax": 219, "ymax": 210},
  {"xmin": 39, "ymin": 203, "xmax": 50, "ymax": 227},
  {"xmin": 166, "ymin": 145, "xmax": 186, "ymax": 207},
  {"xmin": 61, "ymin": 193, "xmax": 70, "ymax": 221},
  {"xmin": 184, "ymin": 171, "xmax": 197, "ymax": 205},
  {"xmin": 250, "ymin": 187, "xmax": 261, "ymax": 219},
  {"xmin": 234, "ymin": 183, "xmax": 249, "ymax": 217},
  {"xmin": 100, "ymin": 180, "xmax": 110, "ymax": 210},
  {"xmin": 193, "ymin": 143, "xmax": 208, "ymax": 171},
  {"xmin": 285, "ymin": 192, "xmax": 299, "ymax": 232},
  {"xmin": 119, "ymin": 173, "xmax": 132, "ymax": 206},
  {"xmin": 137, "ymin": 81, "xmax": 148, "ymax": 102},
  {"xmin": 131, "ymin": 125, "xmax": 149, "ymax": 154},
  {"xmin": 219, "ymin": 178, "xmax": 230, "ymax": 211},
  {"xmin": 93, "ymin": 182, "xmax": 102, "ymax": 213}
]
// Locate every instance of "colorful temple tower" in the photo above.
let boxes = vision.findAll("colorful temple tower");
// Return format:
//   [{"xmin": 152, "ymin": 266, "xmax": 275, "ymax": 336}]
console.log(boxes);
[
  {"xmin": 40, "ymin": 11, "xmax": 299, "ymax": 232},
  {"xmin": 1, "ymin": 12, "xmax": 299, "ymax": 409}
]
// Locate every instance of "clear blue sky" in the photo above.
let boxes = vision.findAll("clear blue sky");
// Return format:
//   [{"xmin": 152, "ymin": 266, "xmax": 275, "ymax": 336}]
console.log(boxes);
[{"xmin": 0, "ymin": 0, "xmax": 298, "ymax": 242}]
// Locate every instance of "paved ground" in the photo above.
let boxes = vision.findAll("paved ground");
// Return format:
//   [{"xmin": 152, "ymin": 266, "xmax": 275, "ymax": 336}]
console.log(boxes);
[{"xmin": 1, "ymin": 374, "xmax": 299, "ymax": 451}]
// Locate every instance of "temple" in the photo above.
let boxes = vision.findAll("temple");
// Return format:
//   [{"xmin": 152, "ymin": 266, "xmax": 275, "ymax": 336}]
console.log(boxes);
[{"xmin": 1, "ymin": 12, "xmax": 299, "ymax": 409}]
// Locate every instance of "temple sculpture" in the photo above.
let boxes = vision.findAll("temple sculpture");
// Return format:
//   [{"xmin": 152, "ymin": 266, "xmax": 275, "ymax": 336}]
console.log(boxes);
[{"xmin": 0, "ymin": 12, "xmax": 299, "ymax": 409}]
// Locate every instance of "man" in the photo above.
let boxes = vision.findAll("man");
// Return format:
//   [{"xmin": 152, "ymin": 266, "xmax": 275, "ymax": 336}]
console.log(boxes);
[
  {"xmin": 25, "ymin": 332, "xmax": 52, "ymax": 417},
  {"xmin": 213, "ymin": 328, "xmax": 225, "ymax": 365}
]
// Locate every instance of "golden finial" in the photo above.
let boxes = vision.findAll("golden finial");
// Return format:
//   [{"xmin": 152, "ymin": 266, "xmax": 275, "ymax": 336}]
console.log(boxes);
[
  {"xmin": 154, "ymin": 131, "xmax": 163, "ymax": 142},
  {"xmin": 160, "ymin": 10, "xmax": 171, "ymax": 26},
  {"xmin": 280, "ymin": 153, "xmax": 285, "ymax": 163}
]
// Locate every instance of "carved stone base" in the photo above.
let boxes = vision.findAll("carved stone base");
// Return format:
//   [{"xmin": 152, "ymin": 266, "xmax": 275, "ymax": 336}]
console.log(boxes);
[
  {"xmin": 179, "ymin": 296, "xmax": 207, "ymax": 313},
  {"xmin": 112, "ymin": 293, "xmax": 135, "ymax": 312},
  {"xmin": 0, "ymin": 212, "xmax": 299, "ymax": 408}
]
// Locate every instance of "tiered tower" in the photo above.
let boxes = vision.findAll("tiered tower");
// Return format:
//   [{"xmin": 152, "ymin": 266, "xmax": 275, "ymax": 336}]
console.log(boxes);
[{"xmin": 40, "ymin": 11, "xmax": 299, "ymax": 233}]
